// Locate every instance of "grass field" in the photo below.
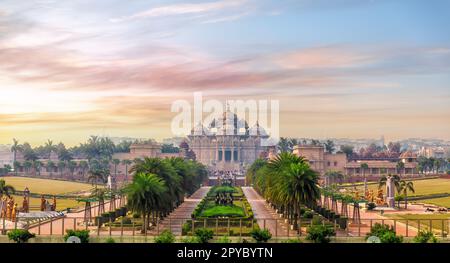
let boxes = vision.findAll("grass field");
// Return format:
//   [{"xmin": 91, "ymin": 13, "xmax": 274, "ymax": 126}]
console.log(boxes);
[
  {"xmin": 1, "ymin": 176, "xmax": 94, "ymax": 195},
  {"xmin": 346, "ymin": 178, "xmax": 450, "ymax": 196},
  {"xmin": 385, "ymin": 213, "xmax": 450, "ymax": 232},
  {"xmin": 417, "ymin": 197, "xmax": 450, "ymax": 208}
]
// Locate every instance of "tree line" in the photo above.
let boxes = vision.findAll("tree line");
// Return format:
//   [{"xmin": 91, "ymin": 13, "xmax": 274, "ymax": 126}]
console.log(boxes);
[{"xmin": 246, "ymin": 152, "xmax": 321, "ymax": 230}]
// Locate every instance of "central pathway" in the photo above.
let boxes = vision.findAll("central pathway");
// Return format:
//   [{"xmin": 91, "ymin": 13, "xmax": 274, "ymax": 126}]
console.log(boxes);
[
  {"xmin": 149, "ymin": 186, "xmax": 210, "ymax": 235},
  {"xmin": 242, "ymin": 187, "xmax": 290, "ymax": 237}
]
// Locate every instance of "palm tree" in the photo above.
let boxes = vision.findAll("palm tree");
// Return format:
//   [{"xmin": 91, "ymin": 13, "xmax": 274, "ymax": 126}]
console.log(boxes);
[
  {"xmin": 23, "ymin": 161, "xmax": 32, "ymax": 174},
  {"xmin": 32, "ymin": 160, "xmax": 42, "ymax": 176},
  {"xmin": 79, "ymin": 161, "xmax": 89, "ymax": 180},
  {"xmin": 253, "ymin": 152, "xmax": 320, "ymax": 231},
  {"xmin": 87, "ymin": 168, "xmax": 109, "ymax": 188},
  {"xmin": 360, "ymin": 163, "xmax": 369, "ymax": 194},
  {"xmin": 130, "ymin": 157, "xmax": 182, "ymax": 213},
  {"xmin": 396, "ymin": 161, "xmax": 405, "ymax": 178},
  {"xmin": 125, "ymin": 172, "xmax": 167, "ymax": 232},
  {"xmin": 10, "ymin": 139, "xmax": 22, "ymax": 169},
  {"xmin": 13, "ymin": 161, "xmax": 21, "ymax": 176},
  {"xmin": 325, "ymin": 170, "xmax": 344, "ymax": 185},
  {"xmin": 112, "ymin": 158, "xmax": 120, "ymax": 179},
  {"xmin": 47, "ymin": 161, "xmax": 56, "ymax": 178},
  {"xmin": 398, "ymin": 180, "xmax": 415, "ymax": 209},
  {"xmin": 0, "ymin": 179, "xmax": 15, "ymax": 197},
  {"xmin": 68, "ymin": 160, "xmax": 77, "ymax": 179},
  {"xmin": 57, "ymin": 161, "xmax": 66, "ymax": 178},
  {"xmin": 121, "ymin": 159, "xmax": 132, "ymax": 182}
]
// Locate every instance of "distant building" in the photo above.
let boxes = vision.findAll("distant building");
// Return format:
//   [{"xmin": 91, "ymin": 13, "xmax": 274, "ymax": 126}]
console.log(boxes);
[
  {"xmin": 188, "ymin": 110, "xmax": 269, "ymax": 171},
  {"xmin": 0, "ymin": 145, "xmax": 13, "ymax": 168},
  {"xmin": 292, "ymin": 145, "xmax": 347, "ymax": 175}
]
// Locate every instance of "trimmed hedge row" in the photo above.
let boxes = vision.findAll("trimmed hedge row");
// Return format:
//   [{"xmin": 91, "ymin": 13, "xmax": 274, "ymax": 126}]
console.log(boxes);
[
  {"xmin": 313, "ymin": 206, "xmax": 348, "ymax": 229},
  {"xmin": 95, "ymin": 207, "xmax": 128, "ymax": 226}
]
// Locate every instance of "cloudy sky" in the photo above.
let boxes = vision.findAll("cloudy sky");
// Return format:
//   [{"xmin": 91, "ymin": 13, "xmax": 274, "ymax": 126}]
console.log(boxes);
[{"xmin": 0, "ymin": 0, "xmax": 449, "ymax": 146}]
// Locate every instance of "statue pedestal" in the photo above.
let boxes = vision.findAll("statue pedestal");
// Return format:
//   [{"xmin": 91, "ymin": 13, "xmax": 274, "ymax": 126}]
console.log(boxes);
[{"xmin": 387, "ymin": 197, "xmax": 395, "ymax": 208}]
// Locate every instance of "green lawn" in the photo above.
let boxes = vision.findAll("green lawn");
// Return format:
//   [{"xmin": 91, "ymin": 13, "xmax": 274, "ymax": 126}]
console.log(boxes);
[
  {"xmin": 200, "ymin": 201, "xmax": 246, "ymax": 218},
  {"xmin": 385, "ymin": 213, "xmax": 450, "ymax": 232},
  {"xmin": 2, "ymin": 176, "xmax": 94, "ymax": 195},
  {"xmin": 344, "ymin": 178, "xmax": 450, "ymax": 197},
  {"xmin": 417, "ymin": 197, "xmax": 450, "ymax": 208}
]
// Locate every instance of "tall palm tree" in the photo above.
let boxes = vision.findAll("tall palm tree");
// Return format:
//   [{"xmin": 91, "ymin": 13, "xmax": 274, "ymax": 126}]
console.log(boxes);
[
  {"xmin": 398, "ymin": 180, "xmax": 415, "ymax": 209},
  {"xmin": 13, "ymin": 161, "xmax": 21, "ymax": 176},
  {"xmin": 125, "ymin": 172, "xmax": 167, "ymax": 232},
  {"xmin": 121, "ymin": 159, "xmax": 132, "ymax": 182},
  {"xmin": 378, "ymin": 174, "xmax": 402, "ymax": 207},
  {"xmin": 78, "ymin": 161, "xmax": 89, "ymax": 180},
  {"xmin": 68, "ymin": 160, "xmax": 77, "ymax": 179},
  {"xmin": 112, "ymin": 158, "xmax": 120, "ymax": 180},
  {"xmin": 57, "ymin": 161, "xmax": 66, "ymax": 178},
  {"xmin": 130, "ymin": 157, "xmax": 182, "ymax": 212},
  {"xmin": 47, "ymin": 161, "xmax": 56, "ymax": 178},
  {"xmin": 0, "ymin": 179, "xmax": 15, "ymax": 197},
  {"xmin": 32, "ymin": 160, "xmax": 42, "ymax": 176},
  {"xmin": 87, "ymin": 168, "xmax": 109, "ymax": 188},
  {"xmin": 360, "ymin": 163, "xmax": 369, "ymax": 194},
  {"xmin": 23, "ymin": 161, "xmax": 32, "ymax": 174},
  {"xmin": 396, "ymin": 161, "xmax": 405, "ymax": 178},
  {"xmin": 10, "ymin": 139, "xmax": 22, "ymax": 169}
]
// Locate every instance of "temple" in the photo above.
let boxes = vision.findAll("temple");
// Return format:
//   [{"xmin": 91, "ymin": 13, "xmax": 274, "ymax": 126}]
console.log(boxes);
[{"xmin": 188, "ymin": 110, "xmax": 269, "ymax": 171}]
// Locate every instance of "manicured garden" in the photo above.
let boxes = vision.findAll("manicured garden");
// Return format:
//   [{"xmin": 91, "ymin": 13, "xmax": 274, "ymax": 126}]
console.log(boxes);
[{"xmin": 183, "ymin": 185, "xmax": 258, "ymax": 236}]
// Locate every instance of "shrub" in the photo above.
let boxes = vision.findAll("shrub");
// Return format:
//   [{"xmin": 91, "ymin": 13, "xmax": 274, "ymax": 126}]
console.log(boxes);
[
  {"xmin": 311, "ymin": 215, "xmax": 322, "ymax": 225},
  {"xmin": 414, "ymin": 231, "xmax": 437, "ymax": 243},
  {"xmin": 64, "ymin": 229, "xmax": 90, "ymax": 243},
  {"xmin": 182, "ymin": 222, "xmax": 191, "ymax": 235},
  {"xmin": 181, "ymin": 236, "xmax": 199, "ymax": 243},
  {"xmin": 132, "ymin": 213, "xmax": 141, "ymax": 219},
  {"xmin": 306, "ymin": 225, "xmax": 335, "ymax": 243},
  {"xmin": 303, "ymin": 211, "xmax": 314, "ymax": 219},
  {"xmin": 7, "ymin": 229, "xmax": 36, "ymax": 243},
  {"xmin": 154, "ymin": 230, "xmax": 176, "ymax": 243},
  {"xmin": 194, "ymin": 228, "xmax": 214, "ymax": 243},
  {"xmin": 217, "ymin": 235, "xmax": 232, "ymax": 243},
  {"xmin": 282, "ymin": 238, "xmax": 302, "ymax": 243},
  {"xmin": 250, "ymin": 229, "xmax": 272, "ymax": 243},
  {"xmin": 367, "ymin": 202, "xmax": 376, "ymax": 211},
  {"xmin": 366, "ymin": 223, "xmax": 403, "ymax": 243},
  {"xmin": 105, "ymin": 237, "xmax": 115, "ymax": 243},
  {"xmin": 121, "ymin": 217, "xmax": 132, "ymax": 225}
]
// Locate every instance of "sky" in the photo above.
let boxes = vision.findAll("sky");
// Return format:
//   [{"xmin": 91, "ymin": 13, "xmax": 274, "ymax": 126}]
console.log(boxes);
[{"xmin": 0, "ymin": 0, "xmax": 449, "ymax": 146}]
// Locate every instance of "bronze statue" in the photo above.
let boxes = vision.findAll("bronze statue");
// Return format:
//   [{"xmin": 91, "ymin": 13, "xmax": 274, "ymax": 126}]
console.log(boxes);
[
  {"xmin": 40, "ymin": 195, "xmax": 46, "ymax": 211},
  {"xmin": 11, "ymin": 203, "xmax": 17, "ymax": 222},
  {"xmin": 51, "ymin": 196, "xmax": 57, "ymax": 211}
]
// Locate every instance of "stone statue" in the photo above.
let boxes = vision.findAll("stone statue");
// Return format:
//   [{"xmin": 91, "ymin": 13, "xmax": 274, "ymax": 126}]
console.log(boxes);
[{"xmin": 386, "ymin": 175, "xmax": 395, "ymax": 208}]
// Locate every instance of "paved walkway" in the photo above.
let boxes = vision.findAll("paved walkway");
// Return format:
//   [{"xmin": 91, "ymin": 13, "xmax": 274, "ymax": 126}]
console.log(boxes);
[
  {"xmin": 242, "ymin": 187, "xmax": 292, "ymax": 237},
  {"xmin": 149, "ymin": 186, "xmax": 210, "ymax": 235}
]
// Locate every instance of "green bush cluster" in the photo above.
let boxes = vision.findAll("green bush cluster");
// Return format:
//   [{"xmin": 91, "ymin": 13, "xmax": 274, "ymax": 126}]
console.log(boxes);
[
  {"xmin": 366, "ymin": 202, "xmax": 376, "ymax": 210},
  {"xmin": 154, "ymin": 230, "xmax": 176, "ymax": 243},
  {"xmin": 194, "ymin": 228, "xmax": 214, "ymax": 243},
  {"xmin": 7, "ymin": 229, "xmax": 36, "ymax": 243},
  {"xmin": 365, "ymin": 223, "xmax": 403, "ymax": 243},
  {"xmin": 306, "ymin": 225, "xmax": 336, "ymax": 243},
  {"xmin": 96, "ymin": 207, "xmax": 128, "ymax": 225},
  {"xmin": 313, "ymin": 205, "xmax": 347, "ymax": 229},
  {"xmin": 250, "ymin": 229, "xmax": 272, "ymax": 243},
  {"xmin": 64, "ymin": 229, "xmax": 90, "ymax": 243},
  {"xmin": 413, "ymin": 230, "xmax": 438, "ymax": 243}
]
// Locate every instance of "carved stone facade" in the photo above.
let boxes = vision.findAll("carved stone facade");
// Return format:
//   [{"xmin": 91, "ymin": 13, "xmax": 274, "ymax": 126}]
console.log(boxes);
[{"xmin": 188, "ymin": 110, "xmax": 268, "ymax": 171}]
